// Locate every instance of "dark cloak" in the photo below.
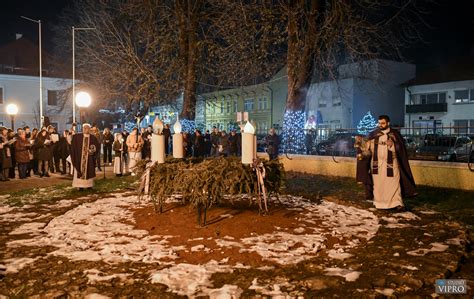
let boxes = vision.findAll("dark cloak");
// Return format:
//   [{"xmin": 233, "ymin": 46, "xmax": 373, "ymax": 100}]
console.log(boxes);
[
  {"xmin": 71, "ymin": 133, "xmax": 100, "ymax": 179},
  {"xmin": 368, "ymin": 128, "xmax": 417, "ymax": 198}
]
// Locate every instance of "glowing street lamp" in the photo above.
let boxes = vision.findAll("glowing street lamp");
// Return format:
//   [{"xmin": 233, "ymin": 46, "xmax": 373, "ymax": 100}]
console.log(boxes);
[
  {"xmin": 76, "ymin": 91, "xmax": 92, "ymax": 129},
  {"xmin": 6, "ymin": 104, "xmax": 19, "ymax": 130}
]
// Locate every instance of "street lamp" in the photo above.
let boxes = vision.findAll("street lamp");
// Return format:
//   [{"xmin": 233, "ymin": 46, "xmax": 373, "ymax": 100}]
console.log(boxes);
[
  {"xmin": 72, "ymin": 26, "xmax": 96, "ymax": 124},
  {"xmin": 76, "ymin": 91, "xmax": 92, "ymax": 130},
  {"xmin": 6, "ymin": 104, "xmax": 19, "ymax": 130},
  {"xmin": 21, "ymin": 16, "xmax": 43, "ymax": 128}
]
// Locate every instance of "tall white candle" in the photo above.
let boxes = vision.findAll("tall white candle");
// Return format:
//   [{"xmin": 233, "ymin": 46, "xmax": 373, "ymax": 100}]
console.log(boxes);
[
  {"xmin": 173, "ymin": 134, "xmax": 184, "ymax": 158},
  {"xmin": 151, "ymin": 134, "xmax": 165, "ymax": 163},
  {"xmin": 241, "ymin": 121, "xmax": 256, "ymax": 164},
  {"xmin": 242, "ymin": 133, "xmax": 255, "ymax": 164}
]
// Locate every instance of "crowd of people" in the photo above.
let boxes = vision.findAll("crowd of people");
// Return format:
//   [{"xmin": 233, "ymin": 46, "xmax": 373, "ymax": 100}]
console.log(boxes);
[{"xmin": 0, "ymin": 123, "xmax": 281, "ymax": 181}]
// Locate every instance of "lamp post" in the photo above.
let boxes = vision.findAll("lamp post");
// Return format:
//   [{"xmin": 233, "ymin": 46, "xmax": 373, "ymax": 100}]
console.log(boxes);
[
  {"xmin": 76, "ymin": 91, "xmax": 92, "ymax": 131},
  {"xmin": 21, "ymin": 16, "xmax": 43, "ymax": 128},
  {"xmin": 6, "ymin": 104, "xmax": 19, "ymax": 130},
  {"xmin": 72, "ymin": 26, "xmax": 96, "ymax": 124}
]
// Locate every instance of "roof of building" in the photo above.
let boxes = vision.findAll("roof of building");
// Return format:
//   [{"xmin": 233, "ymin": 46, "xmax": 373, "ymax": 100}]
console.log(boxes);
[
  {"xmin": 0, "ymin": 37, "xmax": 70, "ymax": 78},
  {"xmin": 403, "ymin": 56, "xmax": 474, "ymax": 86}
]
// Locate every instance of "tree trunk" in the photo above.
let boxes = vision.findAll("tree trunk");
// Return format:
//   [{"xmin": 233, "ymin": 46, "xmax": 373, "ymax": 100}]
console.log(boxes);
[
  {"xmin": 286, "ymin": 0, "xmax": 323, "ymax": 112},
  {"xmin": 177, "ymin": 0, "xmax": 199, "ymax": 121}
]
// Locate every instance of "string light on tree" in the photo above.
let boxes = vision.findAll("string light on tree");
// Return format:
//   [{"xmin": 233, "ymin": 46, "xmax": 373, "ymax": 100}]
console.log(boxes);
[
  {"xmin": 281, "ymin": 110, "xmax": 306, "ymax": 154},
  {"xmin": 357, "ymin": 111, "xmax": 378, "ymax": 135},
  {"xmin": 180, "ymin": 119, "xmax": 196, "ymax": 133}
]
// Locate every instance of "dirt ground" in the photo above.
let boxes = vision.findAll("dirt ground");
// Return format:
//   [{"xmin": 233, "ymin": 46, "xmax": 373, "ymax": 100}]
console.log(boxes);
[{"xmin": 0, "ymin": 173, "xmax": 472, "ymax": 298}]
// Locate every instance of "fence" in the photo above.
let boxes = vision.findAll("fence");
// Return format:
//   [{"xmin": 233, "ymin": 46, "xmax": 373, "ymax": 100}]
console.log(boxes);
[{"xmin": 269, "ymin": 126, "xmax": 474, "ymax": 164}]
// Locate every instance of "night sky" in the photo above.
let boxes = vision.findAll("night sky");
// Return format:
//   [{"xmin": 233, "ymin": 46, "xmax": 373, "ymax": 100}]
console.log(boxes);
[{"xmin": 0, "ymin": 0, "xmax": 473, "ymax": 73}]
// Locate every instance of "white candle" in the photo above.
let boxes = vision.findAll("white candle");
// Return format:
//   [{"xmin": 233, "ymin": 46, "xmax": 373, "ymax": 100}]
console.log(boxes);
[
  {"xmin": 242, "ymin": 121, "xmax": 256, "ymax": 164},
  {"xmin": 173, "ymin": 134, "xmax": 184, "ymax": 158},
  {"xmin": 151, "ymin": 134, "xmax": 165, "ymax": 163},
  {"xmin": 242, "ymin": 133, "xmax": 255, "ymax": 164}
]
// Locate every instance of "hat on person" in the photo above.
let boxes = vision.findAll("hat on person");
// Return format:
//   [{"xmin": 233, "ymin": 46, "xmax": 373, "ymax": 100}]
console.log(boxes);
[{"xmin": 83, "ymin": 123, "xmax": 91, "ymax": 128}]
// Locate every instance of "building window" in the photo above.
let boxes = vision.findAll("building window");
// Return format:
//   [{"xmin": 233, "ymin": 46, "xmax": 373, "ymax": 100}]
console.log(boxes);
[
  {"xmin": 233, "ymin": 99, "xmax": 238, "ymax": 113},
  {"xmin": 48, "ymin": 90, "xmax": 58, "ymax": 106},
  {"xmin": 226, "ymin": 100, "xmax": 231, "ymax": 113},
  {"xmin": 454, "ymin": 119, "xmax": 469, "ymax": 134},
  {"xmin": 220, "ymin": 100, "xmax": 224, "ymax": 113},
  {"xmin": 318, "ymin": 102, "xmax": 327, "ymax": 108},
  {"xmin": 470, "ymin": 89, "xmax": 474, "ymax": 102},
  {"xmin": 244, "ymin": 98, "xmax": 254, "ymax": 111},
  {"xmin": 411, "ymin": 92, "xmax": 447, "ymax": 104},
  {"xmin": 454, "ymin": 90, "xmax": 469, "ymax": 103},
  {"xmin": 258, "ymin": 97, "xmax": 268, "ymax": 110},
  {"xmin": 0, "ymin": 87, "xmax": 3, "ymax": 104}
]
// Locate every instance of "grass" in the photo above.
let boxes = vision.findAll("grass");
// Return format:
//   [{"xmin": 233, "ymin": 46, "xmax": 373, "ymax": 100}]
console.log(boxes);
[
  {"xmin": 3, "ymin": 175, "xmax": 138, "ymax": 206},
  {"xmin": 3, "ymin": 171, "xmax": 473, "ymax": 226},
  {"xmin": 284, "ymin": 172, "xmax": 474, "ymax": 226}
]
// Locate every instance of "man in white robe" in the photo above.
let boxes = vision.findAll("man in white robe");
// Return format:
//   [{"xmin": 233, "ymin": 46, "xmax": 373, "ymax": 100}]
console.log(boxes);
[
  {"xmin": 366, "ymin": 115, "xmax": 416, "ymax": 210},
  {"xmin": 71, "ymin": 124, "xmax": 100, "ymax": 189}
]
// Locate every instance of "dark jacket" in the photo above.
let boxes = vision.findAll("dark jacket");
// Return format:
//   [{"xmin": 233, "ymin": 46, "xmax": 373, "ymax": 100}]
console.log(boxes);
[
  {"xmin": 14, "ymin": 138, "xmax": 31, "ymax": 163},
  {"xmin": 265, "ymin": 134, "xmax": 280, "ymax": 156},
  {"xmin": 35, "ymin": 134, "xmax": 53, "ymax": 161}
]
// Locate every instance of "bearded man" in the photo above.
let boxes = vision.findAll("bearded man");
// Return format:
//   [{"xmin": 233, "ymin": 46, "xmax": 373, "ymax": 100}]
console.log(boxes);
[
  {"xmin": 366, "ymin": 115, "xmax": 417, "ymax": 210},
  {"xmin": 71, "ymin": 123, "xmax": 100, "ymax": 189}
]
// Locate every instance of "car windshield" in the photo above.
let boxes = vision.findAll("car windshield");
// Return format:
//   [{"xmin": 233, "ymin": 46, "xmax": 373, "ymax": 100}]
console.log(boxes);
[{"xmin": 425, "ymin": 137, "xmax": 456, "ymax": 147}]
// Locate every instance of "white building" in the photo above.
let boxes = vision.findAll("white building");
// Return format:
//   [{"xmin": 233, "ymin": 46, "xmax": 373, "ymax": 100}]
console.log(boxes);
[
  {"xmin": 403, "ymin": 58, "xmax": 474, "ymax": 135},
  {"xmin": 306, "ymin": 59, "xmax": 416, "ymax": 130},
  {"xmin": 0, "ymin": 37, "xmax": 74, "ymax": 132}
]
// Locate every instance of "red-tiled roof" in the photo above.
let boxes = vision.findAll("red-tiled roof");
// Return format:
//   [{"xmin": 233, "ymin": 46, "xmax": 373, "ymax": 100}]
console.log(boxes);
[
  {"xmin": 403, "ymin": 56, "xmax": 474, "ymax": 86},
  {"xmin": 0, "ymin": 37, "xmax": 70, "ymax": 78}
]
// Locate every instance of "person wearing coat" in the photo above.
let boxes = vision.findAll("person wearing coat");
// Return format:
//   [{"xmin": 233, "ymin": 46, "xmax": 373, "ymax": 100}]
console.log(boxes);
[
  {"xmin": 126, "ymin": 128, "xmax": 144, "ymax": 175},
  {"xmin": 218, "ymin": 131, "xmax": 230, "ymax": 157},
  {"xmin": 113, "ymin": 133, "xmax": 126, "ymax": 176},
  {"xmin": 14, "ymin": 130, "xmax": 32, "ymax": 179},
  {"xmin": 0, "ymin": 127, "xmax": 13, "ymax": 181},
  {"xmin": 102, "ymin": 128, "xmax": 114, "ymax": 165},
  {"xmin": 228, "ymin": 130, "xmax": 241, "ymax": 156},
  {"xmin": 265, "ymin": 128, "xmax": 280, "ymax": 160},
  {"xmin": 193, "ymin": 130, "xmax": 205, "ymax": 158},
  {"xmin": 35, "ymin": 129, "xmax": 52, "ymax": 177}
]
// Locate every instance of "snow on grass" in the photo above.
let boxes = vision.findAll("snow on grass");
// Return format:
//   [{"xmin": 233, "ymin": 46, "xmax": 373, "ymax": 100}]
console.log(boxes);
[
  {"xmin": 9, "ymin": 222, "xmax": 46, "ymax": 235},
  {"xmin": 323, "ymin": 267, "xmax": 362, "ymax": 282},
  {"xmin": 2, "ymin": 193, "xmax": 378, "ymax": 297},
  {"xmin": 407, "ymin": 242, "xmax": 449, "ymax": 256},
  {"xmin": 328, "ymin": 249, "xmax": 353, "ymax": 260},
  {"xmin": 84, "ymin": 269, "xmax": 132, "ymax": 284},
  {"xmin": 6, "ymin": 194, "xmax": 180, "ymax": 265},
  {"xmin": 248, "ymin": 278, "xmax": 294, "ymax": 297},
  {"xmin": 150, "ymin": 261, "xmax": 239, "ymax": 298},
  {"xmin": 0, "ymin": 211, "xmax": 39, "ymax": 223},
  {"xmin": 375, "ymin": 288, "xmax": 395, "ymax": 296},
  {"xmin": 4, "ymin": 257, "xmax": 39, "ymax": 274},
  {"xmin": 0, "ymin": 206, "xmax": 14, "ymax": 214}
]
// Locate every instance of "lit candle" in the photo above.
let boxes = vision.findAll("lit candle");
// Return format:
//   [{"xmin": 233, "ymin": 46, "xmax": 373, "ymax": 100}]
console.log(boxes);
[
  {"xmin": 172, "ymin": 118, "xmax": 184, "ymax": 158},
  {"xmin": 242, "ymin": 121, "xmax": 256, "ymax": 164},
  {"xmin": 151, "ymin": 117, "xmax": 165, "ymax": 163}
]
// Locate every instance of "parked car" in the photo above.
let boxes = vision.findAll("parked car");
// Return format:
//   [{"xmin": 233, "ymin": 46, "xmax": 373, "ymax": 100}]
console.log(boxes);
[
  {"xmin": 452, "ymin": 137, "xmax": 473, "ymax": 162},
  {"xmin": 316, "ymin": 132, "xmax": 356, "ymax": 157},
  {"xmin": 414, "ymin": 135, "xmax": 472, "ymax": 161}
]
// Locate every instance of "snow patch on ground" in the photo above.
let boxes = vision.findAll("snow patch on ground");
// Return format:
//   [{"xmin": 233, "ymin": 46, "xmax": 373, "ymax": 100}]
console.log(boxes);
[
  {"xmin": 150, "ymin": 261, "xmax": 238, "ymax": 297},
  {"xmin": 324, "ymin": 267, "xmax": 362, "ymax": 282},
  {"xmin": 84, "ymin": 269, "xmax": 132, "ymax": 284},
  {"xmin": 9, "ymin": 222, "xmax": 46, "ymax": 235},
  {"xmin": 1, "ymin": 193, "xmax": 379, "ymax": 297},
  {"xmin": 407, "ymin": 242, "xmax": 449, "ymax": 256}
]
